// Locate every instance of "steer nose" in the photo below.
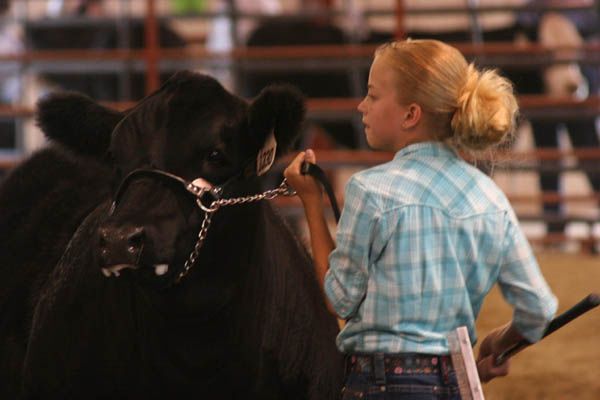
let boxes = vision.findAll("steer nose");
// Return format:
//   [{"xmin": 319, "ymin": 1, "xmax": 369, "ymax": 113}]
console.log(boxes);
[{"xmin": 98, "ymin": 225, "xmax": 146, "ymax": 265}]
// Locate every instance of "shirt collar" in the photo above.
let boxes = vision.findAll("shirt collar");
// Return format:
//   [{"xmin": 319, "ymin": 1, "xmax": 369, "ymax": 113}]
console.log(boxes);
[{"xmin": 393, "ymin": 141, "xmax": 457, "ymax": 161}]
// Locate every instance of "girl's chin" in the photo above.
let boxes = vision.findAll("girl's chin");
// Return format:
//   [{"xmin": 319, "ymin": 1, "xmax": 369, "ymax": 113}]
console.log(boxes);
[
  {"xmin": 365, "ymin": 135, "xmax": 378, "ymax": 149},
  {"xmin": 365, "ymin": 137, "xmax": 394, "ymax": 152}
]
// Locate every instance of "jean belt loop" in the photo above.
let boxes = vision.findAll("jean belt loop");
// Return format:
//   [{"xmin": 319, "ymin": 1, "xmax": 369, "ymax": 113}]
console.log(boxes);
[
  {"xmin": 373, "ymin": 353, "xmax": 386, "ymax": 386},
  {"xmin": 440, "ymin": 356, "xmax": 450, "ymax": 385}
]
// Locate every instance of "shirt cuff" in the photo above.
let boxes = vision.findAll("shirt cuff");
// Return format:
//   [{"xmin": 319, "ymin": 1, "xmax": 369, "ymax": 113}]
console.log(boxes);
[
  {"xmin": 513, "ymin": 294, "xmax": 558, "ymax": 343},
  {"xmin": 324, "ymin": 269, "xmax": 357, "ymax": 319}
]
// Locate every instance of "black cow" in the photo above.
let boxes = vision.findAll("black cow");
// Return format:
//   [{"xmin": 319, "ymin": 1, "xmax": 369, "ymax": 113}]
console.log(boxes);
[
  {"xmin": 26, "ymin": 18, "xmax": 187, "ymax": 101},
  {"xmin": 240, "ymin": 17, "xmax": 364, "ymax": 149},
  {"xmin": 0, "ymin": 71, "xmax": 344, "ymax": 399}
]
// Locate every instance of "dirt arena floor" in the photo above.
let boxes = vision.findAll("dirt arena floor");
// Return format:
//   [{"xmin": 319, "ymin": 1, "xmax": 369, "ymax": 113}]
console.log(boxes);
[{"xmin": 475, "ymin": 253, "xmax": 600, "ymax": 399}]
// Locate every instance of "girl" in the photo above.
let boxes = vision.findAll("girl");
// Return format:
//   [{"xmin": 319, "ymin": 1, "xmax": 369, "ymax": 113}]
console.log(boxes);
[{"xmin": 284, "ymin": 39, "xmax": 557, "ymax": 399}]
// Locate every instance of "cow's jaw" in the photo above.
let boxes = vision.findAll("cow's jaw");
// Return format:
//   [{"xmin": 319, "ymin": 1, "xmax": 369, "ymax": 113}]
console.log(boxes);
[{"xmin": 101, "ymin": 264, "xmax": 138, "ymax": 277}]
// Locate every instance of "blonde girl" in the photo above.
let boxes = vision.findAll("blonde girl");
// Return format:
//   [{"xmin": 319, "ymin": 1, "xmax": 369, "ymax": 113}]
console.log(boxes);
[{"xmin": 285, "ymin": 39, "xmax": 557, "ymax": 399}]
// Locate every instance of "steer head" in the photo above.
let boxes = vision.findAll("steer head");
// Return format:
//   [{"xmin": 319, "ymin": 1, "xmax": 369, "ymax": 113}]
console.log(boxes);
[
  {"xmin": 101, "ymin": 72, "xmax": 305, "ymax": 286},
  {"xmin": 98, "ymin": 72, "xmax": 304, "ymax": 285},
  {"xmin": 40, "ymin": 71, "xmax": 305, "ymax": 286}
]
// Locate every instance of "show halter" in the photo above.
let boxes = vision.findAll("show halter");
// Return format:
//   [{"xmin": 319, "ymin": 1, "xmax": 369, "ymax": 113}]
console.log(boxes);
[{"xmin": 108, "ymin": 161, "xmax": 340, "ymax": 285}]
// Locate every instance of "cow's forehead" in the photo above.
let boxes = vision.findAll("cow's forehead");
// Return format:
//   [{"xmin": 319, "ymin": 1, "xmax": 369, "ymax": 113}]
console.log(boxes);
[
  {"xmin": 165, "ymin": 77, "xmax": 249, "ymax": 122},
  {"xmin": 166, "ymin": 95, "xmax": 248, "ymax": 140}
]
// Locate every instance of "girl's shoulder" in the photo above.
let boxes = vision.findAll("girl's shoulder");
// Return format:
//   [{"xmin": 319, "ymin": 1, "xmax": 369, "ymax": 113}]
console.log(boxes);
[
  {"xmin": 349, "ymin": 155, "xmax": 514, "ymax": 216},
  {"xmin": 349, "ymin": 160, "xmax": 399, "ymax": 189}
]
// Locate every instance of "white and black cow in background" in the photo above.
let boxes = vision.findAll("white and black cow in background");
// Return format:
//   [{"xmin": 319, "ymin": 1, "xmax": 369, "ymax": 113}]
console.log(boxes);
[{"xmin": 0, "ymin": 71, "xmax": 344, "ymax": 399}]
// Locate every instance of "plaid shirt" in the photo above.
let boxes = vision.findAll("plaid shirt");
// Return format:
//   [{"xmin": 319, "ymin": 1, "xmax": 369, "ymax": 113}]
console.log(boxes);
[{"xmin": 324, "ymin": 142, "xmax": 557, "ymax": 354}]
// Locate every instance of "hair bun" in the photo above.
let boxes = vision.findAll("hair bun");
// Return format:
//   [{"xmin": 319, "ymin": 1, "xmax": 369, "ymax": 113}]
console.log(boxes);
[
  {"xmin": 451, "ymin": 65, "xmax": 518, "ymax": 151},
  {"xmin": 456, "ymin": 65, "xmax": 480, "ymax": 111}
]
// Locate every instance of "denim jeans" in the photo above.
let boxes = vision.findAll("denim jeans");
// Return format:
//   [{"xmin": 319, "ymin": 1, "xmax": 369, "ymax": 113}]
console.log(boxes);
[{"xmin": 341, "ymin": 353, "xmax": 461, "ymax": 400}]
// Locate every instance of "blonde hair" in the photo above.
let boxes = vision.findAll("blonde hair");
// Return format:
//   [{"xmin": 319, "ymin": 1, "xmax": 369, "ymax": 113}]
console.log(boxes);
[{"xmin": 375, "ymin": 39, "xmax": 519, "ymax": 153}]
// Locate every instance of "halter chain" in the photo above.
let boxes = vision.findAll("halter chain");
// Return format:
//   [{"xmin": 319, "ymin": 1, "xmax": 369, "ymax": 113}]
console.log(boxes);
[{"xmin": 174, "ymin": 179, "xmax": 296, "ymax": 284}]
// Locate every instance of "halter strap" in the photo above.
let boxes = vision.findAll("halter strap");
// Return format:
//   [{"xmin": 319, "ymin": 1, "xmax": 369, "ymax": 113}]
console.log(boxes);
[{"xmin": 109, "ymin": 168, "xmax": 223, "ymax": 216}]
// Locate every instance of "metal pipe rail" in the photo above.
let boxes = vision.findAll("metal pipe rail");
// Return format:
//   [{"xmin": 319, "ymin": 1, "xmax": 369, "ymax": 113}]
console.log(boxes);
[
  {"xmin": 1, "ymin": 42, "xmax": 599, "ymax": 63},
  {"xmin": 271, "ymin": 197, "xmax": 600, "ymax": 249},
  {"xmin": 4, "ymin": 0, "xmax": 597, "ymax": 99},
  {"xmin": 2, "ymin": 94, "xmax": 599, "ymax": 119},
  {"xmin": 6, "ymin": 0, "xmax": 593, "ymax": 22},
  {"xmin": 1, "ymin": 142, "xmax": 599, "ymax": 171},
  {"xmin": 304, "ymin": 95, "xmax": 600, "ymax": 121},
  {"xmin": 271, "ymin": 147, "xmax": 600, "ymax": 165},
  {"xmin": 528, "ymin": 235, "xmax": 598, "ymax": 253}
]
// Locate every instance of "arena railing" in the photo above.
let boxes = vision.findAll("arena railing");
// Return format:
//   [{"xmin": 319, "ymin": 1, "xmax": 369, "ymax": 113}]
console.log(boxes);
[{"xmin": 1, "ymin": 0, "xmax": 599, "ymax": 250}]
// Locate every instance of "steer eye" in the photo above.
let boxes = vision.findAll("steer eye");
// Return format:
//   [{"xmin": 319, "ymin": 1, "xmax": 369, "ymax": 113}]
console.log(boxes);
[{"xmin": 206, "ymin": 149, "xmax": 227, "ymax": 165}]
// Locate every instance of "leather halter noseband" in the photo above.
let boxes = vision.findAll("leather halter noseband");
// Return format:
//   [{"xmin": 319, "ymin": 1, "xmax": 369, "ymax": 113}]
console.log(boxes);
[
  {"xmin": 107, "ymin": 167, "xmax": 296, "ymax": 284},
  {"xmin": 109, "ymin": 168, "xmax": 224, "ymax": 217},
  {"xmin": 107, "ymin": 162, "xmax": 340, "ymax": 285}
]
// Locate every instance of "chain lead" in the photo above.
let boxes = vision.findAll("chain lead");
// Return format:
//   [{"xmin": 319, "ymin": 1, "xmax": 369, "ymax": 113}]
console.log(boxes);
[{"xmin": 175, "ymin": 178, "xmax": 296, "ymax": 284}]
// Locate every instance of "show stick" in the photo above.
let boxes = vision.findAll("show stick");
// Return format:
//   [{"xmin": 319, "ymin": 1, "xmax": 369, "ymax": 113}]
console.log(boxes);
[{"xmin": 495, "ymin": 292, "xmax": 600, "ymax": 365}]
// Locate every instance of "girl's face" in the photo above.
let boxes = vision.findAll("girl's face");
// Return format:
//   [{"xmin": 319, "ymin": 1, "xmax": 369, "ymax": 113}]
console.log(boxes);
[{"xmin": 357, "ymin": 56, "xmax": 410, "ymax": 151}]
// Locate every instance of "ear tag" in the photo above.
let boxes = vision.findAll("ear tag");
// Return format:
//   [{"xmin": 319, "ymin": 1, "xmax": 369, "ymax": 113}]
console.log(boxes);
[{"xmin": 256, "ymin": 130, "xmax": 277, "ymax": 176}]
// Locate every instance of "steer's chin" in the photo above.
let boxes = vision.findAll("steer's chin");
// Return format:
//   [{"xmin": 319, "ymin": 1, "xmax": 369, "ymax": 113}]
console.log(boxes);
[
  {"xmin": 101, "ymin": 264, "xmax": 138, "ymax": 278},
  {"xmin": 101, "ymin": 263, "xmax": 171, "ymax": 278}
]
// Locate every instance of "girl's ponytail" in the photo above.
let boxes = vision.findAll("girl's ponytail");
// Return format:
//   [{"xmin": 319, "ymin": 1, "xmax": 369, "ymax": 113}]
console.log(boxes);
[{"xmin": 451, "ymin": 65, "xmax": 519, "ymax": 152}]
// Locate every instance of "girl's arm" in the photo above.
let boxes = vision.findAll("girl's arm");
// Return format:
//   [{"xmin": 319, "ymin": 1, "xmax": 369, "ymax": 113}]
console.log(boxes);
[{"xmin": 284, "ymin": 150, "xmax": 337, "ymax": 315}]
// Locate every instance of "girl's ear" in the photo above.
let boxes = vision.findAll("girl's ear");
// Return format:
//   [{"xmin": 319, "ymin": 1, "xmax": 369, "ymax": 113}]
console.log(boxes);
[
  {"xmin": 36, "ymin": 91, "xmax": 124, "ymax": 157},
  {"xmin": 248, "ymin": 84, "xmax": 306, "ymax": 157},
  {"xmin": 402, "ymin": 103, "xmax": 422, "ymax": 129}
]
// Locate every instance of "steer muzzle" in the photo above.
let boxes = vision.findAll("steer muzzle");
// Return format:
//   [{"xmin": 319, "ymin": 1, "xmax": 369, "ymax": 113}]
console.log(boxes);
[{"xmin": 98, "ymin": 224, "xmax": 145, "ymax": 277}]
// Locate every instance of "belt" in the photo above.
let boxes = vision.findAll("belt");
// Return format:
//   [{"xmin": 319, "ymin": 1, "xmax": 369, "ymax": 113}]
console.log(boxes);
[{"xmin": 347, "ymin": 353, "xmax": 454, "ymax": 375}]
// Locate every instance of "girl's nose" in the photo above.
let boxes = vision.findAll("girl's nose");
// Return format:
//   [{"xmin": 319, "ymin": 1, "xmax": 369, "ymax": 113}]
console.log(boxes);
[{"xmin": 357, "ymin": 98, "xmax": 366, "ymax": 113}]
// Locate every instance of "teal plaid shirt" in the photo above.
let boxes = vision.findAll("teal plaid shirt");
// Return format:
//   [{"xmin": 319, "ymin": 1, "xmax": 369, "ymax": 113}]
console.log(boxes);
[{"xmin": 324, "ymin": 142, "xmax": 557, "ymax": 354}]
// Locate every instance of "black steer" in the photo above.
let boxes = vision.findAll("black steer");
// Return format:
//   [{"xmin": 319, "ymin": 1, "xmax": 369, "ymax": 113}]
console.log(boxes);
[{"xmin": 0, "ymin": 71, "xmax": 344, "ymax": 399}]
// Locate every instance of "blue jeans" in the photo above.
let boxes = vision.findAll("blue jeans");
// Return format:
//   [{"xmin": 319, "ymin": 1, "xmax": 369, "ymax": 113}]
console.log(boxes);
[{"xmin": 341, "ymin": 353, "xmax": 461, "ymax": 400}]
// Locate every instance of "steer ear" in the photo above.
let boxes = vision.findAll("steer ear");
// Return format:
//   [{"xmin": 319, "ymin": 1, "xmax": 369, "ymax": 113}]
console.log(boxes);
[
  {"xmin": 36, "ymin": 91, "xmax": 124, "ymax": 157},
  {"xmin": 248, "ymin": 84, "xmax": 306, "ymax": 157}
]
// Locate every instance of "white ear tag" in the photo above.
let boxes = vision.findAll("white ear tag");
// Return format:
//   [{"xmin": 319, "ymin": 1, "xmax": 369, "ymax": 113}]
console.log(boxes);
[
  {"xmin": 191, "ymin": 177, "xmax": 213, "ymax": 190},
  {"xmin": 256, "ymin": 130, "xmax": 277, "ymax": 176}
]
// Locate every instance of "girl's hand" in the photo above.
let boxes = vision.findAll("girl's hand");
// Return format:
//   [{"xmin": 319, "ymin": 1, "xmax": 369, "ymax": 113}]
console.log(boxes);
[
  {"xmin": 283, "ymin": 149, "xmax": 322, "ymax": 204},
  {"xmin": 476, "ymin": 354, "xmax": 510, "ymax": 383},
  {"xmin": 476, "ymin": 324, "xmax": 514, "ymax": 382}
]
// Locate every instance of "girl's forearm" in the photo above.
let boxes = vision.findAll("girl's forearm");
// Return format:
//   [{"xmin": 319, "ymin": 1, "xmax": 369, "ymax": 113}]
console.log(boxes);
[
  {"xmin": 301, "ymin": 197, "xmax": 336, "ymax": 313},
  {"xmin": 495, "ymin": 322, "xmax": 525, "ymax": 351}
]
